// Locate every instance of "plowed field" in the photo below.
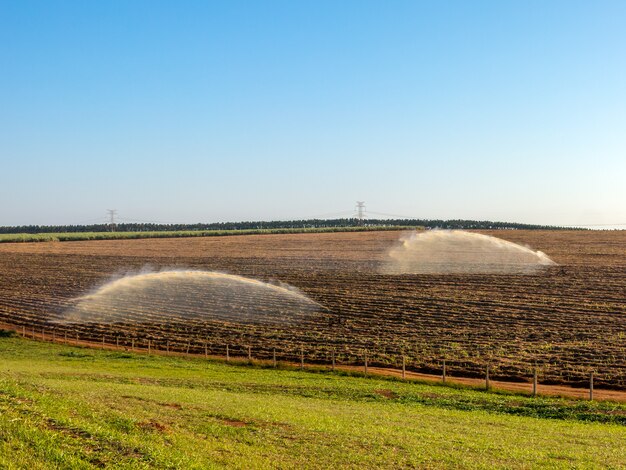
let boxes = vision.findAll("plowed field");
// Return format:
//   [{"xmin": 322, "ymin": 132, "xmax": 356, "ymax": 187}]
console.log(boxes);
[{"xmin": 0, "ymin": 230, "xmax": 624, "ymax": 388}]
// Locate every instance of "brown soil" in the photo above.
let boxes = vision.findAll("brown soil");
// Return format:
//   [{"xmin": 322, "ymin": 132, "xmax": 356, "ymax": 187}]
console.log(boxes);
[{"xmin": 0, "ymin": 229, "xmax": 624, "ymax": 388}]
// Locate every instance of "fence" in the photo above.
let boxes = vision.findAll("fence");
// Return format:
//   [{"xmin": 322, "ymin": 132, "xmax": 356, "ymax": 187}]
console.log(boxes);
[{"xmin": 1, "ymin": 321, "xmax": 604, "ymax": 401}]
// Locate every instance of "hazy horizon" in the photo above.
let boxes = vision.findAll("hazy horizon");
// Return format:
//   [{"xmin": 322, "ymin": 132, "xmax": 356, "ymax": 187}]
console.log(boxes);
[{"xmin": 2, "ymin": 1, "xmax": 625, "ymax": 228}]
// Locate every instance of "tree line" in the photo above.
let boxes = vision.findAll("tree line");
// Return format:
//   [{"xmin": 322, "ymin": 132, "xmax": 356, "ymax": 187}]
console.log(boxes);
[{"xmin": 0, "ymin": 218, "xmax": 568, "ymax": 234}]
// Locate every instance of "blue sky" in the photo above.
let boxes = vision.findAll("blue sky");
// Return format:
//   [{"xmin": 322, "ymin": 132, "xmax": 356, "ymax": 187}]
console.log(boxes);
[{"xmin": 1, "ymin": 0, "xmax": 624, "ymax": 227}]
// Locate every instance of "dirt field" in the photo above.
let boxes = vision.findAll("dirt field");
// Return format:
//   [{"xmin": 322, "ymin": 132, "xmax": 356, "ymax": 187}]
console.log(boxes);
[{"xmin": 0, "ymin": 229, "xmax": 624, "ymax": 388}]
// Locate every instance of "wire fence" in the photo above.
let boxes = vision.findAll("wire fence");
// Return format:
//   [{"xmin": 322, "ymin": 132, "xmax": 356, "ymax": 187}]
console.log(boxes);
[{"xmin": 3, "ymin": 321, "xmax": 607, "ymax": 402}]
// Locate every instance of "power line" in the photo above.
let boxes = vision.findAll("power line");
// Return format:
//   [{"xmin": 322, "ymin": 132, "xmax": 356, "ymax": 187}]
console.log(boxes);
[
  {"xmin": 72, "ymin": 216, "xmax": 110, "ymax": 225},
  {"xmin": 62, "ymin": 207, "xmax": 626, "ymax": 230},
  {"xmin": 367, "ymin": 210, "xmax": 421, "ymax": 219},
  {"xmin": 309, "ymin": 210, "xmax": 355, "ymax": 219},
  {"xmin": 368, "ymin": 211, "xmax": 626, "ymax": 227},
  {"xmin": 116, "ymin": 216, "xmax": 177, "ymax": 225}
]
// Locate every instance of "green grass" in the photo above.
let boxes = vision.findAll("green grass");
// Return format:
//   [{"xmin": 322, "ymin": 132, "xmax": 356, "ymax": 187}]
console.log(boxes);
[
  {"xmin": 0, "ymin": 226, "xmax": 412, "ymax": 243},
  {"xmin": 1, "ymin": 335, "xmax": 625, "ymax": 469}
]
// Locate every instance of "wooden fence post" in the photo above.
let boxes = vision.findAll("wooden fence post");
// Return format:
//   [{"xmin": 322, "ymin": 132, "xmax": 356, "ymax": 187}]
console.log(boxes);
[
  {"xmin": 442, "ymin": 359, "xmax": 447, "ymax": 383},
  {"xmin": 22, "ymin": 325, "xmax": 25, "ymax": 337},
  {"xmin": 331, "ymin": 349, "xmax": 336, "ymax": 371},
  {"xmin": 167, "ymin": 341, "xmax": 170, "ymax": 355},
  {"xmin": 42, "ymin": 328, "xmax": 45, "ymax": 341},
  {"xmin": 131, "ymin": 339, "xmax": 135, "ymax": 351},
  {"xmin": 364, "ymin": 351, "xmax": 368, "ymax": 376},
  {"xmin": 248, "ymin": 345, "xmax": 252, "ymax": 363},
  {"xmin": 186, "ymin": 341, "xmax": 190, "ymax": 354},
  {"xmin": 32, "ymin": 326, "xmax": 36, "ymax": 339},
  {"xmin": 64, "ymin": 331, "xmax": 67, "ymax": 344},
  {"xmin": 226, "ymin": 344, "xmax": 230, "ymax": 361},
  {"xmin": 204, "ymin": 342, "xmax": 208, "ymax": 358},
  {"xmin": 300, "ymin": 347, "xmax": 304, "ymax": 370},
  {"xmin": 589, "ymin": 372, "xmax": 594, "ymax": 401},
  {"xmin": 75, "ymin": 332, "xmax": 78, "ymax": 344},
  {"xmin": 532, "ymin": 367, "xmax": 538, "ymax": 397},
  {"xmin": 485, "ymin": 365, "xmax": 490, "ymax": 391},
  {"xmin": 148, "ymin": 339, "xmax": 151, "ymax": 355},
  {"xmin": 273, "ymin": 348, "xmax": 277, "ymax": 368},
  {"xmin": 52, "ymin": 330, "xmax": 56, "ymax": 342},
  {"xmin": 402, "ymin": 355, "xmax": 406, "ymax": 380}
]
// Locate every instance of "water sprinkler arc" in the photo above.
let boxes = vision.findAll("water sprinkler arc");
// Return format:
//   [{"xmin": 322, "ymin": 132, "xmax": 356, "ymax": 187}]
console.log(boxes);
[
  {"xmin": 382, "ymin": 230, "xmax": 556, "ymax": 275},
  {"xmin": 60, "ymin": 270, "xmax": 324, "ymax": 325}
]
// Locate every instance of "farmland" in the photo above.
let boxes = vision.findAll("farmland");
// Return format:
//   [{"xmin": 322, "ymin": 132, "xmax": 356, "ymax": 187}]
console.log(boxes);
[{"xmin": 0, "ymin": 229, "xmax": 624, "ymax": 389}]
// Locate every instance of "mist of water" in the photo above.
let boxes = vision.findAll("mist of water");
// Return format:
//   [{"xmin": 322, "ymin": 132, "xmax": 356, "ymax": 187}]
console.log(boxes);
[
  {"xmin": 381, "ymin": 230, "xmax": 556, "ymax": 274},
  {"xmin": 59, "ymin": 270, "xmax": 322, "ymax": 325}
]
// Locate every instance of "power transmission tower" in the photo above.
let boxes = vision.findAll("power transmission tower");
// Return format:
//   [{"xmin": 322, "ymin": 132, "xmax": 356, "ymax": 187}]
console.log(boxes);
[
  {"xmin": 106, "ymin": 209, "xmax": 118, "ymax": 232},
  {"xmin": 355, "ymin": 201, "xmax": 366, "ymax": 225}
]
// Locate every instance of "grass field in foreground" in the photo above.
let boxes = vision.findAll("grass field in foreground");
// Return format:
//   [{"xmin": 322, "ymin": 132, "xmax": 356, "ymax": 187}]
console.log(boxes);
[
  {"xmin": 1, "ymin": 334, "xmax": 625, "ymax": 469},
  {"xmin": 0, "ymin": 226, "xmax": 410, "ymax": 243}
]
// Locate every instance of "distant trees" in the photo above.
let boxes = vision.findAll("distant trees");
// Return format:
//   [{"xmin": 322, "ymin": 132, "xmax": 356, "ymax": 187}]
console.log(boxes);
[{"xmin": 0, "ymin": 218, "xmax": 567, "ymax": 234}]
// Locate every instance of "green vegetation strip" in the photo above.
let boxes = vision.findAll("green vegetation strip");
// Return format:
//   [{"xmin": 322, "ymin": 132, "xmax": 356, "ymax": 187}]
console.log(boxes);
[
  {"xmin": 0, "ymin": 226, "xmax": 411, "ymax": 243},
  {"xmin": 1, "ymin": 334, "xmax": 625, "ymax": 469}
]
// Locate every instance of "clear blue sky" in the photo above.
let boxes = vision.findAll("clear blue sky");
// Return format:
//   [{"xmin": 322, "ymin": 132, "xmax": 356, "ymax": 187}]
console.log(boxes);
[{"xmin": 1, "ymin": 0, "xmax": 625, "ymax": 227}]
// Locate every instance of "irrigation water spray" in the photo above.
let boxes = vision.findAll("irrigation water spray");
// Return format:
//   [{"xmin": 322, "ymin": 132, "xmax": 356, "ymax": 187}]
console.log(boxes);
[
  {"xmin": 381, "ymin": 230, "xmax": 556, "ymax": 274},
  {"xmin": 59, "ymin": 270, "xmax": 322, "ymax": 325}
]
